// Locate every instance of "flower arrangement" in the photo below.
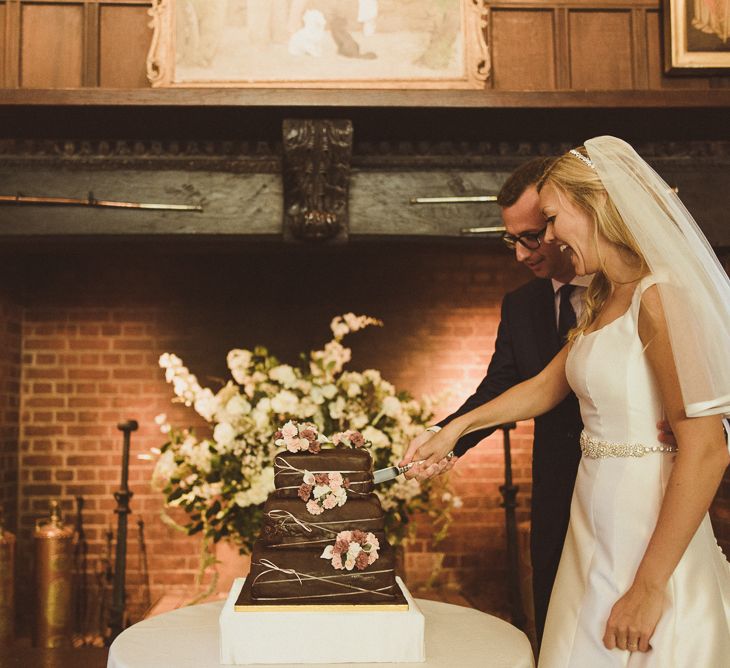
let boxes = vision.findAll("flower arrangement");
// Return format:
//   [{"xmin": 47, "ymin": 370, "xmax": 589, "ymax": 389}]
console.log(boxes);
[
  {"xmin": 299, "ymin": 469, "xmax": 349, "ymax": 516},
  {"xmin": 321, "ymin": 530, "xmax": 380, "ymax": 571},
  {"xmin": 153, "ymin": 313, "xmax": 460, "ymax": 555}
]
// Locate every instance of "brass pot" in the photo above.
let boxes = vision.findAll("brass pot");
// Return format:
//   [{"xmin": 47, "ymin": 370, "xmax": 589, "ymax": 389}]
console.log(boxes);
[
  {"xmin": 0, "ymin": 506, "xmax": 15, "ymax": 648},
  {"xmin": 33, "ymin": 501, "xmax": 74, "ymax": 648}
]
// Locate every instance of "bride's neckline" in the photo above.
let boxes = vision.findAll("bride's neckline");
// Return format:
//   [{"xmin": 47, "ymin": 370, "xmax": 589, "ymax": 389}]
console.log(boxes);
[{"xmin": 578, "ymin": 278, "xmax": 647, "ymax": 339}]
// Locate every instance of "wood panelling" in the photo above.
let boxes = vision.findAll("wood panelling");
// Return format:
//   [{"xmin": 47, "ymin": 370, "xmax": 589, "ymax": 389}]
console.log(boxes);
[
  {"xmin": 20, "ymin": 3, "xmax": 83, "ymax": 88},
  {"xmin": 0, "ymin": 3, "xmax": 6, "ymax": 87},
  {"xmin": 569, "ymin": 10, "xmax": 634, "ymax": 89},
  {"xmin": 99, "ymin": 4, "xmax": 151, "ymax": 88},
  {"xmin": 0, "ymin": 0, "xmax": 726, "ymax": 98},
  {"xmin": 491, "ymin": 10, "xmax": 556, "ymax": 90}
]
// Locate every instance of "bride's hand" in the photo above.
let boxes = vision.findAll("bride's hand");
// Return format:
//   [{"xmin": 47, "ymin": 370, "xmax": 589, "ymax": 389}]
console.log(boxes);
[
  {"xmin": 603, "ymin": 581, "xmax": 665, "ymax": 653},
  {"xmin": 400, "ymin": 427, "xmax": 457, "ymax": 480}
]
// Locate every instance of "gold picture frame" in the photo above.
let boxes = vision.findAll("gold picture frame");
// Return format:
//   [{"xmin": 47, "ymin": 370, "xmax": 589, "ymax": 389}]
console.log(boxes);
[
  {"xmin": 663, "ymin": 0, "xmax": 730, "ymax": 73},
  {"xmin": 147, "ymin": 0, "xmax": 489, "ymax": 89}
]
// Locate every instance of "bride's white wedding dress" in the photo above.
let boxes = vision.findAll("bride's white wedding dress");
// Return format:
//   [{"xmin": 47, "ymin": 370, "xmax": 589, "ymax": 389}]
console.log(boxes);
[{"xmin": 539, "ymin": 276, "xmax": 730, "ymax": 667}]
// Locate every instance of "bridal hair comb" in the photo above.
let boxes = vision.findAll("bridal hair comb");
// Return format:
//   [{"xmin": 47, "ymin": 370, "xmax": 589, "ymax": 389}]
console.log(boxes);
[{"xmin": 569, "ymin": 149, "xmax": 595, "ymax": 169}]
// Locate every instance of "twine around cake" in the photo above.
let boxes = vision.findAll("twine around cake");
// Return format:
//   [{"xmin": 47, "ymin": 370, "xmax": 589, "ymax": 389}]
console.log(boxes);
[{"xmin": 251, "ymin": 558, "xmax": 396, "ymax": 600}]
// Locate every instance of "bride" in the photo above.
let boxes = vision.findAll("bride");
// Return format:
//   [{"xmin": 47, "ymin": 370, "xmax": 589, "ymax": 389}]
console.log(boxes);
[{"xmin": 402, "ymin": 136, "xmax": 730, "ymax": 666}]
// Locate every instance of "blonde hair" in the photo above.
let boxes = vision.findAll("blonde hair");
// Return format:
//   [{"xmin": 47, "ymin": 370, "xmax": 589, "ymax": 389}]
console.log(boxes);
[{"xmin": 537, "ymin": 147, "xmax": 647, "ymax": 340}]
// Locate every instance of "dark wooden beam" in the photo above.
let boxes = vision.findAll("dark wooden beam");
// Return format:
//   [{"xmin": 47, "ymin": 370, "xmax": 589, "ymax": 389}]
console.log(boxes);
[{"xmin": 1, "ymin": 88, "xmax": 729, "ymax": 108}]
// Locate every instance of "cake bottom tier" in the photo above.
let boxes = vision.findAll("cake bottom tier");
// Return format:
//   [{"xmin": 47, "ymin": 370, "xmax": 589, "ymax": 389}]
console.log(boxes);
[
  {"xmin": 221, "ymin": 577, "xmax": 426, "ymax": 664},
  {"xmin": 248, "ymin": 541, "xmax": 398, "ymax": 604}
]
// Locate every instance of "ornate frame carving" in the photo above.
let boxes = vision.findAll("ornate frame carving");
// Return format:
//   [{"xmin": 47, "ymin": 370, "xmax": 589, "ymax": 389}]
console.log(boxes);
[{"xmin": 147, "ymin": 0, "xmax": 489, "ymax": 89}]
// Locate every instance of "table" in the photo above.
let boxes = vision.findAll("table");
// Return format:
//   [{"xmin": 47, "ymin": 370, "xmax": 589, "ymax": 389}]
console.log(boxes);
[{"xmin": 108, "ymin": 593, "xmax": 535, "ymax": 668}]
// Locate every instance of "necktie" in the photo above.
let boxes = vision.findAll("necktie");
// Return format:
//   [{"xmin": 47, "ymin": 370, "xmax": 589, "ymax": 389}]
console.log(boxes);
[{"xmin": 557, "ymin": 284, "xmax": 577, "ymax": 344}]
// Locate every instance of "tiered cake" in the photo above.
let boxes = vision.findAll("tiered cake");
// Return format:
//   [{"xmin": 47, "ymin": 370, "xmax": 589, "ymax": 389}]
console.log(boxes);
[
  {"xmin": 235, "ymin": 423, "xmax": 403, "ymax": 608},
  {"xmin": 220, "ymin": 422, "xmax": 425, "ymax": 664}
]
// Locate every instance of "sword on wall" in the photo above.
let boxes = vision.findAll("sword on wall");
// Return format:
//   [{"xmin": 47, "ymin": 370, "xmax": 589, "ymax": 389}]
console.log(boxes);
[
  {"xmin": 0, "ymin": 192, "xmax": 203, "ymax": 211},
  {"xmin": 408, "ymin": 194, "xmax": 504, "ymax": 236}
]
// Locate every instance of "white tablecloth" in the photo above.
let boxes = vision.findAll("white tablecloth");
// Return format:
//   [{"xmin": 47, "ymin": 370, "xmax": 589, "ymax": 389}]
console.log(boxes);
[{"xmin": 108, "ymin": 592, "xmax": 535, "ymax": 668}]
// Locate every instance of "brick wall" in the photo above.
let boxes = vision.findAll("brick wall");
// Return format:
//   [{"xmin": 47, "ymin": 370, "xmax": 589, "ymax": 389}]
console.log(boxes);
[
  {"xmin": 0, "ymin": 282, "xmax": 21, "ymax": 534},
  {"xmin": 6, "ymin": 241, "xmax": 730, "ymax": 630}
]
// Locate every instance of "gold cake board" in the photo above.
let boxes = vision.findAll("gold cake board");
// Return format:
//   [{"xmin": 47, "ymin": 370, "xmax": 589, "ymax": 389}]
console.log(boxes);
[{"xmin": 234, "ymin": 575, "xmax": 409, "ymax": 612}]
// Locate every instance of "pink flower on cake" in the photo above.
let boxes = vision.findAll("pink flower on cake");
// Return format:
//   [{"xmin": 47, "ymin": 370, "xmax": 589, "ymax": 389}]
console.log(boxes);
[
  {"xmin": 281, "ymin": 421, "xmax": 298, "ymax": 440},
  {"xmin": 331, "ymin": 429, "xmax": 369, "ymax": 449},
  {"xmin": 320, "ymin": 529, "xmax": 380, "ymax": 571},
  {"xmin": 306, "ymin": 499, "xmax": 323, "ymax": 515},
  {"xmin": 300, "ymin": 471, "xmax": 352, "ymax": 515},
  {"xmin": 275, "ymin": 421, "xmax": 327, "ymax": 453}
]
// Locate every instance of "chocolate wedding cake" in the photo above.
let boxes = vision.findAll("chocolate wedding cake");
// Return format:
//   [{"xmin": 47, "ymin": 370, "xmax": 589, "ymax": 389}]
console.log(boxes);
[{"xmin": 235, "ymin": 422, "xmax": 403, "ymax": 608}]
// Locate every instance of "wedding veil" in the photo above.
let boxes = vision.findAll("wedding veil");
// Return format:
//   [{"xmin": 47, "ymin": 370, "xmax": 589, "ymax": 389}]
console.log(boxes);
[{"xmin": 585, "ymin": 136, "xmax": 730, "ymax": 418}]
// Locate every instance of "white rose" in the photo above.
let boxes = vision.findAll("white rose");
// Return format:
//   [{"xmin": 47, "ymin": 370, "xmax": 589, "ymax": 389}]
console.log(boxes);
[
  {"xmin": 269, "ymin": 364, "xmax": 298, "ymax": 388},
  {"xmin": 328, "ymin": 396, "xmax": 346, "ymax": 419},
  {"xmin": 350, "ymin": 414, "xmax": 368, "ymax": 430},
  {"xmin": 152, "ymin": 449, "xmax": 176, "ymax": 485},
  {"xmin": 362, "ymin": 426, "xmax": 389, "ymax": 450},
  {"xmin": 271, "ymin": 390, "xmax": 299, "ymax": 414},
  {"xmin": 227, "ymin": 349, "xmax": 252, "ymax": 383},
  {"xmin": 297, "ymin": 397, "xmax": 318, "ymax": 418},
  {"xmin": 226, "ymin": 394, "xmax": 251, "ymax": 417},
  {"xmin": 310, "ymin": 386, "xmax": 326, "ymax": 405},
  {"xmin": 194, "ymin": 388, "xmax": 218, "ymax": 421},
  {"xmin": 322, "ymin": 384, "xmax": 337, "ymax": 399},
  {"xmin": 330, "ymin": 316, "xmax": 349, "ymax": 339},
  {"xmin": 382, "ymin": 396, "xmax": 402, "ymax": 418},
  {"xmin": 213, "ymin": 421, "xmax": 236, "ymax": 447}
]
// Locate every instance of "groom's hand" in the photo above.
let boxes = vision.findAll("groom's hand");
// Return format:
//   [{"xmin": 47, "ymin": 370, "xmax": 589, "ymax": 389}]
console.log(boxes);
[
  {"xmin": 401, "ymin": 431, "xmax": 458, "ymax": 482},
  {"xmin": 656, "ymin": 420, "xmax": 677, "ymax": 448}
]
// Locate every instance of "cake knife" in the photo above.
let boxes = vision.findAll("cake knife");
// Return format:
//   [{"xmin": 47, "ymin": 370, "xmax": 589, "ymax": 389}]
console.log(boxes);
[{"xmin": 373, "ymin": 451, "xmax": 454, "ymax": 484}]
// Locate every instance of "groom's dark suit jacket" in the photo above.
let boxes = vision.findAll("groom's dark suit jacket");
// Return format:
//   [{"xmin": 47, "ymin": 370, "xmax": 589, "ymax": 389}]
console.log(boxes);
[{"xmin": 437, "ymin": 277, "xmax": 582, "ymax": 647}]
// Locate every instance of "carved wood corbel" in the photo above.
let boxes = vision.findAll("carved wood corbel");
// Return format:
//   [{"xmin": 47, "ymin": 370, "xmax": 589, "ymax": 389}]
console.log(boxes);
[{"xmin": 282, "ymin": 119, "xmax": 353, "ymax": 243}]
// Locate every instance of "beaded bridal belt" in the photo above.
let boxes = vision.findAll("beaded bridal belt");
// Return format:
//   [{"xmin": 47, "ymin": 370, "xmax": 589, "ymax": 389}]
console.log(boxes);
[{"xmin": 580, "ymin": 431, "xmax": 678, "ymax": 459}]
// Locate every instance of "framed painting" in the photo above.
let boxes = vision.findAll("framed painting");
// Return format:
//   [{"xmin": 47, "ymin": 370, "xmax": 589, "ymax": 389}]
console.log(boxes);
[
  {"xmin": 663, "ymin": 0, "xmax": 730, "ymax": 73},
  {"xmin": 147, "ymin": 0, "xmax": 489, "ymax": 88}
]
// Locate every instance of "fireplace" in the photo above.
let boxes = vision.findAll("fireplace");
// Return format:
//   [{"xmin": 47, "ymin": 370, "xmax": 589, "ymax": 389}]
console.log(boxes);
[{"xmin": 1, "ymin": 126, "xmax": 729, "ymax": 636}]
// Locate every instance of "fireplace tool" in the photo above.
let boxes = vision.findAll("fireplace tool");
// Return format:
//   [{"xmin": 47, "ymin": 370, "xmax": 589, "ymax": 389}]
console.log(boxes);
[
  {"xmin": 106, "ymin": 419, "xmax": 138, "ymax": 645},
  {"xmin": 499, "ymin": 422, "xmax": 527, "ymax": 630}
]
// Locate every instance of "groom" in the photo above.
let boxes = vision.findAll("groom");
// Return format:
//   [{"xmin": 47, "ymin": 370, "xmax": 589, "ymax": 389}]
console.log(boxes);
[{"xmin": 403, "ymin": 157, "xmax": 588, "ymax": 648}]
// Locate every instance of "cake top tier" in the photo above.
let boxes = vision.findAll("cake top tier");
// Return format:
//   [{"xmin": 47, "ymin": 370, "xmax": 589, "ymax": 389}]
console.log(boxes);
[{"xmin": 273, "ymin": 446, "xmax": 373, "ymax": 475}]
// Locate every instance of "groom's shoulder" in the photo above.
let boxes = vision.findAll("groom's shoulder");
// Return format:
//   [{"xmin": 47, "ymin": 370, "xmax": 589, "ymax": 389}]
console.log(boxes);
[{"xmin": 505, "ymin": 278, "xmax": 552, "ymax": 306}]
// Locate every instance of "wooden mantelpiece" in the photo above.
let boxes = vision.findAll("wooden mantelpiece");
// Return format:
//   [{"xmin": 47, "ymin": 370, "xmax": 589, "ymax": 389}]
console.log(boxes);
[{"xmin": 2, "ymin": 88, "xmax": 730, "ymax": 108}]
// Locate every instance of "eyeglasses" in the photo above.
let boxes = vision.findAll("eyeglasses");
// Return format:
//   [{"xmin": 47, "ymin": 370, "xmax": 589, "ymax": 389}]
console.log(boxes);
[{"xmin": 501, "ymin": 227, "xmax": 548, "ymax": 251}]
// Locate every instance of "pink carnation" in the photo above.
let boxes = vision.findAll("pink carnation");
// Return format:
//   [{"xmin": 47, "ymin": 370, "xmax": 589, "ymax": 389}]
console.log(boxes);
[
  {"xmin": 331, "ymin": 553, "xmax": 343, "ymax": 569},
  {"xmin": 328, "ymin": 472, "xmax": 343, "ymax": 489},
  {"xmin": 300, "ymin": 428, "xmax": 316, "ymax": 442},
  {"xmin": 306, "ymin": 500, "xmax": 323, "ymax": 515},
  {"xmin": 350, "ymin": 431, "xmax": 365, "ymax": 448},
  {"xmin": 322, "ymin": 494, "xmax": 338, "ymax": 510},
  {"xmin": 355, "ymin": 552, "xmax": 369, "ymax": 571},
  {"xmin": 298, "ymin": 484, "xmax": 313, "ymax": 502},
  {"xmin": 282, "ymin": 422, "xmax": 298, "ymax": 439},
  {"xmin": 286, "ymin": 439, "xmax": 299, "ymax": 453}
]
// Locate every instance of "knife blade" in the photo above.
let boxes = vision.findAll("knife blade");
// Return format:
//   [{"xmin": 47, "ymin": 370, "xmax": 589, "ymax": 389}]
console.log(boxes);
[{"xmin": 373, "ymin": 451, "xmax": 455, "ymax": 484}]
